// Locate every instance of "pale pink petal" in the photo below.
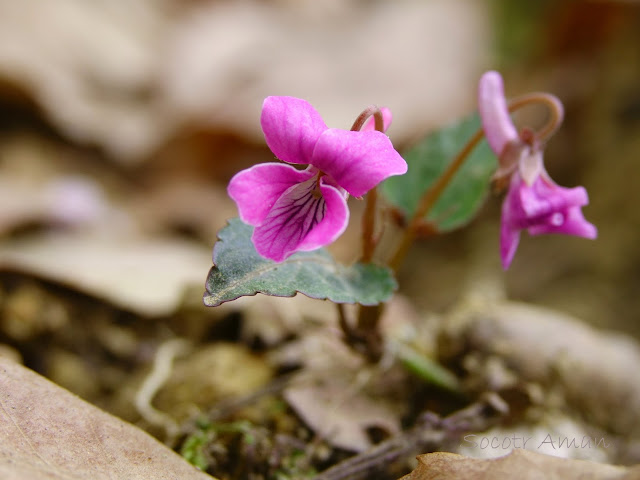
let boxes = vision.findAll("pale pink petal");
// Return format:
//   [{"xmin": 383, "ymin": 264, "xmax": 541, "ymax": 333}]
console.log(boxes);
[
  {"xmin": 228, "ymin": 163, "xmax": 316, "ymax": 226},
  {"xmin": 261, "ymin": 96, "xmax": 328, "ymax": 165},
  {"xmin": 252, "ymin": 176, "xmax": 346, "ymax": 262},
  {"xmin": 310, "ymin": 129, "xmax": 407, "ymax": 197},
  {"xmin": 361, "ymin": 107, "xmax": 393, "ymax": 133},
  {"xmin": 478, "ymin": 71, "xmax": 519, "ymax": 156}
]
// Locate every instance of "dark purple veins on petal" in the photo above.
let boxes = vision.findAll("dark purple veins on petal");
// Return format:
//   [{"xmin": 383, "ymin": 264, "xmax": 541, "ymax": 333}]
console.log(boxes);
[{"xmin": 254, "ymin": 178, "xmax": 327, "ymax": 259}]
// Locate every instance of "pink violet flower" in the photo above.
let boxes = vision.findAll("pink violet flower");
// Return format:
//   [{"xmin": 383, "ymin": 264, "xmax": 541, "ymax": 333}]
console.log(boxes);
[
  {"xmin": 228, "ymin": 96, "xmax": 407, "ymax": 262},
  {"xmin": 478, "ymin": 71, "xmax": 597, "ymax": 269}
]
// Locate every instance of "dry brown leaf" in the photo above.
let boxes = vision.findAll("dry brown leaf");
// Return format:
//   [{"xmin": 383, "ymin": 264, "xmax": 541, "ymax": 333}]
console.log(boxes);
[
  {"xmin": 0, "ymin": 233, "xmax": 210, "ymax": 317},
  {"xmin": 163, "ymin": 0, "xmax": 489, "ymax": 145},
  {"xmin": 403, "ymin": 449, "xmax": 639, "ymax": 480},
  {"xmin": 272, "ymin": 296, "xmax": 425, "ymax": 452},
  {"xmin": 0, "ymin": 356, "xmax": 215, "ymax": 480},
  {"xmin": 131, "ymin": 177, "xmax": 236, "ymax": 241},
  {"xmin": 285, "ymin": 375, "xmax": 401, "ymax": 452},
  {"xmin": 280, "ymin": 326, "xmax": 407, "ymax": 452},
  {"xmin": 0, "ymin": 0, "xmax": 489, "ymax": 162},
  {"xmin": 0, "ymin": 136, "xmax": 138, "ymax": 238},
  {"xmin": 0, "ymin": 0, "xmax": 175, "ymax": 161},
  {"xmin": 0, "ymin": 176, "xmax": 113, "ymax": 236}
]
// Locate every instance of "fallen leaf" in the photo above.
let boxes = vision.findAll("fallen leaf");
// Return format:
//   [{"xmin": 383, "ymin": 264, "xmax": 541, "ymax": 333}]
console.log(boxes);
[
  {"xmin": 0, "ymin": 233, "xmax": 210, "ymax": 317},
  {"xmin": 0, "ymin": 0, "xmax": 174, "ymax": 162},
  {"xmin": 403, "ymin": 449, "xmax": 639, "ymax": 480},
  {"xmin": 163, "ymin": 0, "xmax": 490, "ymax": 146},
  {"xmin": 0, "ymin": 356, "xmax": 216, "ymax": 480},
  {"xmin": 0, "ymin": 0, "xmax": 490, "ymax": 162},
  {"xmin": 0, "ymin": 175, "xmax": 113, "ymax": 234},
  {"xmin": 285, "ymin": 376, "xmax": 401, "ymax": 452},
  {"xmin": 132, "ymin": 178, "xmax": 236, "ymax": 241},
  {"xmin": 280, "ymin": 328, "xmax": 405, "ymax": 452}
]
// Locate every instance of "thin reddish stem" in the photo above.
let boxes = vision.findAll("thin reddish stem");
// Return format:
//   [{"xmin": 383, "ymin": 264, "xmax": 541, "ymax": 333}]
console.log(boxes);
[
  {"xmin": 351, "ymin": 105, "xmax": 384, "ymax": 132},
  {"xmin": 351, "ymin": 105, "xmax": 384, "ymax": 263},
  {"xmin": 507, "ymin": 92, "xmax": 564, "ymax": 144},
  {"xmin": 388, "ymin": 127, "xmax": 484, "ymax": 272}
]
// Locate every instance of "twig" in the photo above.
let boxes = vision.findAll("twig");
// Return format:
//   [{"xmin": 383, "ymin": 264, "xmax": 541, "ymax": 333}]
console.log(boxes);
[{"xmin": 313, "ymin": 393, "xmax": 508, "ymax": 480}]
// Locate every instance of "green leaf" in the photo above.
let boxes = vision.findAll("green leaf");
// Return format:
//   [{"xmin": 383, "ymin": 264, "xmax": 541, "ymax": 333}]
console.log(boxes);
[
  {"xmin": 203, "ymin": 219, "xmax": 397, "ymax": 307},
  {"xmin": 382, "ymin": 113, "xmax": 496, "ymax": 232}
]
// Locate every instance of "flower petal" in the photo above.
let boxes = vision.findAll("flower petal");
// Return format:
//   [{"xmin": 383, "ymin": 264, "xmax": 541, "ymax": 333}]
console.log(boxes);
[
  {"xmin": 500, "ymin": 220, "xmax": 521, "ymax": 270},
  {"xmin": 519, "ymin": 149, "xmax": 544, "ymax": 186},
  {"xmin": 228, "ymin": 163, "xmax": 316, "ymax": 226},
  {"xmin": 361, "ymin": 107, "xmax": 393, "ymax": 133},
  {"xmin": 499, "ymin": 173, "xmax": 534, "ymax": 269},
  {"xmin": 296, "ymin": 177, "xmax": 349, "ymax": 251},
  {"xmin": 251, "ymin": 176, "xmax": 348, "ymax": 262},
  {"xmin": 310, "ymin": 129, "xmax": 407, "ymax": 197},
  {"xmin": 500, "ymin": 172, "xmax": 597, "ymax": 269},
  {"xmin": 478, "ymin": 71, "xmax": 519, "ymax": 156},
  {"xmin": 521, "ymin": 177, "xmax": 589, "ymax": 218},
  {"xmin": 527, "ymin": 206, "xmax": 598, "ymax": 238},
  {"xmin": 261, "ymin": 96, "xmax": 328, "ymax": 165}
]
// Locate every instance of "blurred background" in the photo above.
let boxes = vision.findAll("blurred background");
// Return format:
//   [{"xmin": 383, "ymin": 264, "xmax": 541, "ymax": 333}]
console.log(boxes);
[{"xmin": 0, "ymin": 0, "xmax": 639, "ymax": 368}]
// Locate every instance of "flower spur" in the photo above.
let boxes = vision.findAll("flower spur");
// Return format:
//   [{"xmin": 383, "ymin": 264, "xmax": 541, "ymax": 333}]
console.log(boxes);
[{"xmin": 478, "ymin": 71, "xmax": 597, "ymax": 269}]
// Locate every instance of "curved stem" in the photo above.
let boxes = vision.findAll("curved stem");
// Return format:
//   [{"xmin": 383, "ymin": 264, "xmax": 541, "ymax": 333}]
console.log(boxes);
[
  {"xmin": 388, "ymin": 127, "xmax": 485, "ymax": 272},
  {"xmin": 507, "ymin": 92, "xmax": 564, "ymax": 144},
  {"xmin": 347, "ymin": 105, "xmax": 387, "ymax": 361},
  {"xmin": 351, "ymin": 105, "xmax": 384, "ymax": 263},
  {"xmin": 351, "ymin": 105, "xmax": 384, "ymax": 132}
]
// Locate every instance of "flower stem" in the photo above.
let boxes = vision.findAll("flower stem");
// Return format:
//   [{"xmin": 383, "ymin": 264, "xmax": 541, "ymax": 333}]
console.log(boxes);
[
  {"xmin": 338, "ymin": 303, "xmax": 384, "ymax": 361},
  {"xmin": 336, "ymin": 105, "xmax": 387, "ymax": 361},
  {"xmin": 360, "ymin": 188, "xmax": 378, "ymax": 263},
  {"xmin": 351, "ymin": 105, "xmax": 385, "ymax": 263},
  {"xmin": 388, "ymin": 127, "xmax": 485, "ymax": 272},
  {"xmin": 507, "ymin": 92, "xmax": 564, "ymax": 144},
  {"xmin": 350, "ymin": 105, "xmax": 384, "ymax": 132}
]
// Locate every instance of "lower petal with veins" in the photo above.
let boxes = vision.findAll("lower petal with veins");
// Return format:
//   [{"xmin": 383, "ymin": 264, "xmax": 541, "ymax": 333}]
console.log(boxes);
[{"xmin": 252, "ymin": 178, "xmax": 327, "ymax": 262}]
